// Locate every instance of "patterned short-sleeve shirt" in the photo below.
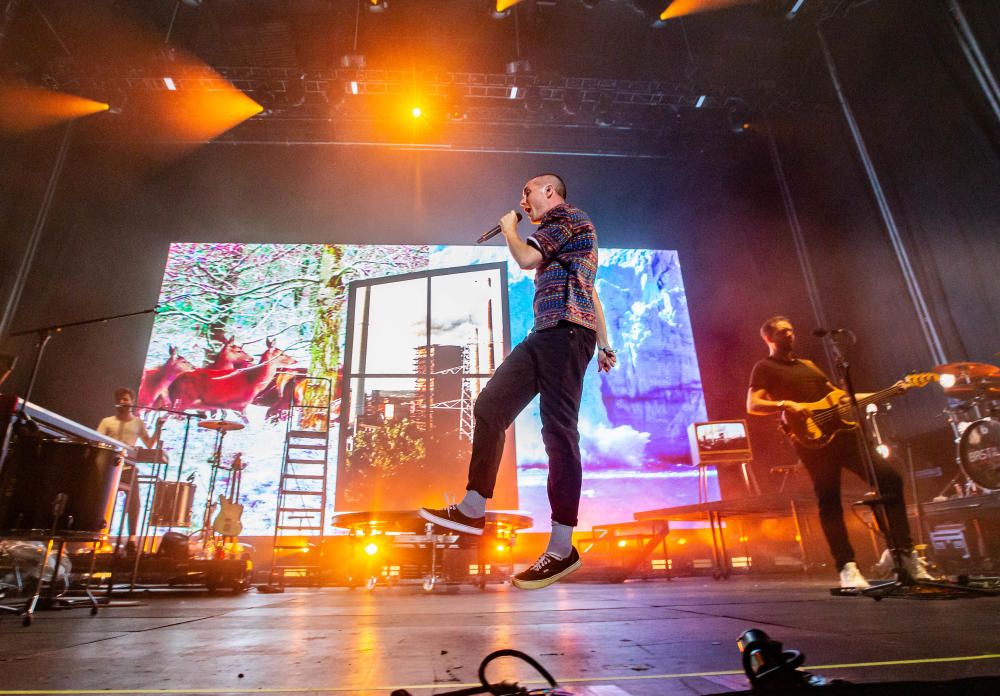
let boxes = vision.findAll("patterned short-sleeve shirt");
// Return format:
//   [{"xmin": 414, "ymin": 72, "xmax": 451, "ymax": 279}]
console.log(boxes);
[{"xmin": 525, "ymin": 203, "xmax": 599, "ymax": 332}]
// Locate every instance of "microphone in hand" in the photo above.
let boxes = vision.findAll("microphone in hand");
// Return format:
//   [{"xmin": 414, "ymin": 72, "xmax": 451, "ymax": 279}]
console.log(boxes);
[{"xmin": 477, "ymin": 211, "xmax": 522, "ymax": 244}]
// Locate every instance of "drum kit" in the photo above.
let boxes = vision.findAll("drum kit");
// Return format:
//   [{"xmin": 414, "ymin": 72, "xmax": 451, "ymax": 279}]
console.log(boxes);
[{"xmin": 934, "ymin": 360, "xmax": 1000, "ymax": 493}]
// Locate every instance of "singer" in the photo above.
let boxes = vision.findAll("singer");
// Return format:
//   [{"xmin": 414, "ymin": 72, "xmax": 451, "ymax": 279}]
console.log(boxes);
[
  {"xmin": 96, "ymin": 387, "xmax": 165, "ymax": 555},
  {"xmin": 746, "ymin": 317, "xmax": 931, "ymax": 589},
  {"xmin": 421, "ymin": 173, "xmax": 617, "ymax": 589}
]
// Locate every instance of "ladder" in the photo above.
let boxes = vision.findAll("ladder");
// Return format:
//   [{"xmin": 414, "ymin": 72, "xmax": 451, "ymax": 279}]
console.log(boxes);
[{"xmin": 267, "ymin": 376, "xmax": 332, "ymax": 587}]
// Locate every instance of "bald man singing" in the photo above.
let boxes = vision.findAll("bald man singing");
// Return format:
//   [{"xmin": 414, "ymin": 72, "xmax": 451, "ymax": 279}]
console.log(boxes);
[{"xmin": 421, "ymin": 173, "xmax": 617, "ymax": 589}]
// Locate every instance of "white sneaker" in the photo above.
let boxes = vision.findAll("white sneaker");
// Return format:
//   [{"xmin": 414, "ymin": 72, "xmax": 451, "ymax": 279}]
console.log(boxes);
[
  {"xmin": 872, "ymin": 548, "xmax": 894, "ymax": 578},
  {"xmin": 839, "ymin": 561, "xmax": 871, "ymax": 589},
  {"xmin": 902, "ymin": 549, "xmax": 936, "ymax": 581}
]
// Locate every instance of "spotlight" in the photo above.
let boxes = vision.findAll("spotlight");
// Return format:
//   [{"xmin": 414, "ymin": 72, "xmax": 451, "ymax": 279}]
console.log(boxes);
[
  {"xmin": 726, "ymin": 97, "xmax": 751, "ymax": 133},
  {"xmin": 493, "ymin": 1, "xmax": 523, "ymax": 19},
  {"xmin": 522, "ymin": 85, "xmax": 543, "ymax": 113},
  {"xmin": 594, "ymin": 92, "xmax": 615, "ymax": 127},
  {"xmin": 445, "ymin": 84, "xmax": 468, "ymax": 121},
  {"xmin": 939, "ymin": 373, "xmax": 956, "ymax": 389},
  {"xmin": 759, "ymin": 0, "xmax": 810, "ymax": 20},
  {"xmin": 561, "ymin": 87, "xmax": 582, "ymax": 116},
  {"xmin": 617, "ymin": 540, "xmax": 627, "ymax": 548},
  {"xmin": 496, "ymin": 544, "xmax": 507, "ymax": 553},
  {"xmin": 340, "ymin": 54, "xmax": 366, "ymax": 69},
  {"xmin": 368, "ymin": 0, "xmax": 388, "ymax": 13},
  {"xmin": 410, "ymin": 105, "xmax": 423, "ymax": 119},
  {"xmin": 875, "ymin": 444, "xmax": 892, "ymax": 459},
  {"xmin": 285, "ymin": 72, "xmax": 307, "ymax": 108},
  {"xmin": 364, "ymin": 542, "xmax": 379, "ymax": 556}
]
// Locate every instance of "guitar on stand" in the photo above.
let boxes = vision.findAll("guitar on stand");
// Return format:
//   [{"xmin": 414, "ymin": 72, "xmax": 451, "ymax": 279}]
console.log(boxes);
[
  {"xmin": 197, "ymin": 420, "xmax": 244, "ymax": 556},
  {"xmin": 212, "ymin": 453, "xmax": 245, "ymax": 540},
  {"xmin": 779, "ymin": 372, "xmax": 938, "ymax": 449}
]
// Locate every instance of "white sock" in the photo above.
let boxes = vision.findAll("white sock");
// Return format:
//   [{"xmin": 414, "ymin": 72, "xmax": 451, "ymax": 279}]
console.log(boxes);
[
  {"xmin": 545, "ymin": 522, "xmax": 574, "ymax": 559},
  {"xmin": 456, "ymin": 489, "xmax": 487, "ymax": 518}
]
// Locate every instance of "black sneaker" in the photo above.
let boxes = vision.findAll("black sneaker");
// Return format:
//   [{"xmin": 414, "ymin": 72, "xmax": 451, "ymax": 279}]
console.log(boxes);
[
  {"xmin": 418, "ymin": 505, "xmax": 485, "ymax": 535},
  {"xmin": 511, "ymin": 547, "xmax": 582, "ymax": 590}
]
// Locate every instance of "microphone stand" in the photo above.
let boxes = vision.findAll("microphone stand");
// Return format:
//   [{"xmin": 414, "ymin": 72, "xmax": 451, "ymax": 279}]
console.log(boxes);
[
  {"xmin": 8, "ymin": 308, "xmax": 158, "ymax": 426},
  {"xmin": 823, "ymin": 332, "xmax": 994, "ymax": 599}
]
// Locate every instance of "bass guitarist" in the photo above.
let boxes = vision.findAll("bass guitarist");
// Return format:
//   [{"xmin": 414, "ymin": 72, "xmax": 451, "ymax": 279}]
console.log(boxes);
[{"xmin": 746, "ymin": 316, "xmax": 931, "ymax": 589}]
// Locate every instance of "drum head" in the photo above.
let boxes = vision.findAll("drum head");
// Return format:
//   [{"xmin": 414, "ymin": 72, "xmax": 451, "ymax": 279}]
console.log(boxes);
[{"xmin": 958, "ymin": 418, "xmax": 1000, "ymax": 491}]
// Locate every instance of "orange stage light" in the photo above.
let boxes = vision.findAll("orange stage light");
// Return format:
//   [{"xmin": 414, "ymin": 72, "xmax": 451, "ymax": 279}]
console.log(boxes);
[
  {"xmin": 411, "ymin": 106, "xmax": 423, "ymax": 119},
  {"xmin": 496, "ymin": 1, "xmax": 525, "ymax": 12},
  {"xmin": 659, "ymin": 0, "xmax": 753, "ymax": 21},
  {"xmin": 156, "ymin": 84, "xmax": 263, "ymax": 142},
  {"xmin": 364, "ymin": 542, "xmax": 379, "ymax": 556},
  {"xmin": 0, "ymin": 86, "xmax": 109, "ymax": 135}
]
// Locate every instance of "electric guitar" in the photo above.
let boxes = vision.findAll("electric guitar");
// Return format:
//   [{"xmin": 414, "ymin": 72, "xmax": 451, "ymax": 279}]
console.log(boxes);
[
  {"xmin": 779, "ymin": 372, "xmax": 937, "ymax": 449},
  {"xmin": 211, "ymin": 452, "xmax": 245, "ymax": 537},
  {"xmin": 212, "ymin": 494, "xmax": 244, "ymax": 537}
]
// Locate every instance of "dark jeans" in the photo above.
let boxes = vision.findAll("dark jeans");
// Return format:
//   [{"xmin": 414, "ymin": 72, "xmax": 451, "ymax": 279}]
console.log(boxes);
[
  {"xmin": 467, "ymin": 321, "xmax": 596, "ymax": 527},
  {"xmin": 798, "ymin": 431, "xmax": 911, "ymax": 569}
]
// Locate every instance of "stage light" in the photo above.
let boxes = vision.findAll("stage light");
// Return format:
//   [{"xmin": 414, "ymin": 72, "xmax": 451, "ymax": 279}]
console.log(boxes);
[
  {"xmin": 496, "ymin": 544, "xmax": 507, "ymax": 553},
  {"xmin": 163, "ymin": 77, "xmax": 177, "ymax": 91},
  {"xmin": 368, "ymin": 0, "xmax": 388, "ymax": 13},
  {"xmin": 286, "ymin": 72, "xmax": 307, "ymax": 108},
  {"xmin": 876, "ymin": 444, "xmax": 892, "ymax": 459},
  {"xmin": 594, "ymin": 92, "xmax": 615, "ymax": 127},
  {"xmin": 0, "ymin": 86, "xmax": 112, "ymax": 135},
  {"xmin": 726, "ymin": 97, "xmax": 751, "ymax": 133},
  {"xmin": 494, "ymin": 0, "xmax": 524, "ymax": 17},
  {"xmin": 695, "ymin": 95, "xmax": 707, "ymax": 108},
  {"xmin": 617, "ymin": 540, "xmax": 627, "ymax": 548},
  {"xmin": 677, "ymin": 537, "xmax": 687, "ymax": 545},
  {"xmin": 445, "ymin": 85, "xmax": 468, "ymax": 121},
  {"xmin": 562, "ymin": 87, "xmax": 583, "ymax": 116},
  {"xmin": 411, "ymin": 106, "xmax": 423, "ymax": 119},
  {"xmin": 364, "ymin": 542, "xmax": 379, "ymax": 556},
  {"xmin": 939, "ymin": 373, "xmax": 956, "ymax": 389}
]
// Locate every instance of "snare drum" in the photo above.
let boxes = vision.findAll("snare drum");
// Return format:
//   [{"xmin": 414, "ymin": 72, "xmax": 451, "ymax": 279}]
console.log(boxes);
[
  {"xmin": 0, "ymin": 438, "xmax": 124, "ymax": 534},
  {"xmin": 958, "ymin": 418, "xmax": 1000, "ymax": 491}
]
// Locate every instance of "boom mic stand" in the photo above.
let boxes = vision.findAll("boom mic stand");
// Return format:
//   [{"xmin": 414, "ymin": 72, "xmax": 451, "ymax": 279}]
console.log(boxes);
[{"xmin": 823, "ymin": 331, "xmax": 995, "ymax": 600}]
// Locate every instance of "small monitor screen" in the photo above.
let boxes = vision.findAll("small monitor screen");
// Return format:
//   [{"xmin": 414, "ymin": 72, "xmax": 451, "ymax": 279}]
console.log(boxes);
[{"xmin": 688, "ymin": 420, "xmax": 752, "ymax": 464}]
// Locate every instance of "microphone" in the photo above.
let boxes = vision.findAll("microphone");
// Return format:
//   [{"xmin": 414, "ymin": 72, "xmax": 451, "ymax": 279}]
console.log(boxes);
[
  {"xmin": 813, "ymin": 328, "xmax": 848, "ymax": 337},
  {"xmin": 476, "ymin": 212, "xmax": 522, "ymax": 244}
]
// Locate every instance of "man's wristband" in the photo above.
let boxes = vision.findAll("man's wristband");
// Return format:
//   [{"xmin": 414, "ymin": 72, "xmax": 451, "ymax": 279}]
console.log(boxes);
[{"xmin": 599, "ymin": 346, "xmax": 616, "ymax": 356}]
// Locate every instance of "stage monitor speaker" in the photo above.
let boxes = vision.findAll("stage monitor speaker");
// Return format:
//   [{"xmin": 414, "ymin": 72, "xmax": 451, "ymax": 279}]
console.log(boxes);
[{"xmin": 158, "ymin": 531, "xmax": 190, "ymax": 560}]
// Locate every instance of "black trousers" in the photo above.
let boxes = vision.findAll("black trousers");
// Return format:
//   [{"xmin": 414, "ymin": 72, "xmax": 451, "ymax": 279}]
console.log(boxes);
[
  {"xmin": 466, "ymin": 321, "xmax": 596, "ymax": 527},
  {"xmin": 797, "ymin": 431, "xmax": 911, "ymax": 569}
]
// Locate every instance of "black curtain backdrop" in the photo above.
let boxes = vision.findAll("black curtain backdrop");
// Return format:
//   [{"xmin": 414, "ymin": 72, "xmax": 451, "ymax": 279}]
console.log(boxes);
[{"xmin": 2, "ymin": 0, "xmax": 998, "ymax": 502}]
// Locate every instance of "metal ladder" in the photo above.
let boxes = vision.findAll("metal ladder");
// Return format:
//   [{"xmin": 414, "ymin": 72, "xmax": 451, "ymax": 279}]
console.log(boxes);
[{"xmin": 267, "ymin": 376, "xmax": 332, "ymax": 587}]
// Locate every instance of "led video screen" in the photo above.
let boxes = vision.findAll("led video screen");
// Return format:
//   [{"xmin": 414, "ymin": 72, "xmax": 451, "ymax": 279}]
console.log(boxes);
[{"xmin": 140, "ymin": 243, "xmax": 712, "ymax": 534}]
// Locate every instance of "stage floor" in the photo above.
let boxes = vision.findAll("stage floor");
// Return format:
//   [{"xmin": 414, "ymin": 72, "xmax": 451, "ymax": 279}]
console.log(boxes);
[{"xmin": 1, "ymin": 576, "xmax": 999, "ymax": 695}]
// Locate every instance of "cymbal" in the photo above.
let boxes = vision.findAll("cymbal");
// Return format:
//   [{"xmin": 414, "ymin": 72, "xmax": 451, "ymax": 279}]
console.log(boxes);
[
  {"xmin": 198, "ymin": 419, "xmax": 245, "ymax": 432},
  {"xmin": 932, "ymin": 362, "xmax": 1000, "ymax": 379}
]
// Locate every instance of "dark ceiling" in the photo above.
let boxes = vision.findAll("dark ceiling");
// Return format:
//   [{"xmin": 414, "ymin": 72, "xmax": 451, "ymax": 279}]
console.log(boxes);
[{"xmin": 0, "ymin": 0, "xmax": 966, "ymax": 154}]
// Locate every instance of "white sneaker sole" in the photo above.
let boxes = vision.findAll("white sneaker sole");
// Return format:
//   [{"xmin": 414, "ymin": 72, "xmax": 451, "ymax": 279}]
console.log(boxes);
[{"xmin": 418, "ymin": 508, "xmax": 484, "ymax": 535}]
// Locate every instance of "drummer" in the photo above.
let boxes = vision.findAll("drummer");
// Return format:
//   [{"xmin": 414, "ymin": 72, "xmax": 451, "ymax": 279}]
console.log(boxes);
[{"xmin": 96, "ymin": 388, "xmax": 165, "ymax": 554}]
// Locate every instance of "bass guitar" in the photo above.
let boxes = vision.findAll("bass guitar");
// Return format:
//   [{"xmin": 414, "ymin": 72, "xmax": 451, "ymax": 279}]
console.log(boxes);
[{"xmin": 780, "ymin": 372, "xmax": 937, "ymax": 449}]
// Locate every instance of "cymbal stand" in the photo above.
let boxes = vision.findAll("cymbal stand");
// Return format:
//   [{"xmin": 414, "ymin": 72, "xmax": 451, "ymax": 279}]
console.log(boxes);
[
  {"xmin": 200, "ymin": 427, "xmax": 230, "ymax": 553},
  {"xmin": 823, "ymin": 332, "xmax": 995, "ymax": 599}
]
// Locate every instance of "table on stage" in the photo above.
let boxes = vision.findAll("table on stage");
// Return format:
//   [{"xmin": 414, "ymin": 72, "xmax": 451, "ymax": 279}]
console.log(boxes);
[{"xmin": 328, "ymin": 509, "xmax": 533, "ymax": 591}]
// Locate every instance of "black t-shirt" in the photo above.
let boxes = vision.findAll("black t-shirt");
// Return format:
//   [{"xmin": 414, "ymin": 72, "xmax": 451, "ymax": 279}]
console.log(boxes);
[{"xmin": 749, "ymin": 356, "xmax": 832, "ymax": 404}]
